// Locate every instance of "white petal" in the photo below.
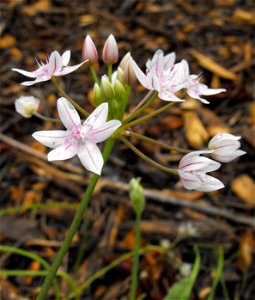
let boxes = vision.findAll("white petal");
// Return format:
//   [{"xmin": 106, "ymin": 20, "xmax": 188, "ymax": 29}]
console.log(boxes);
[
  {"xmin": 21, "ymin": 78, "xmax": 49, "ymax": 86},
  {"xmin": 149, "ymin": 50, "xmax": 164, "ymax": 77},
  {"xmin": 57, "ymin": 97, "xmax": 81, "ymax": 130},
  {"xmin": 90, "ymin": 120, "xmax": 122, "ymax": 143},
  {"xmin": 158, "ymin": 90, "xmax": 184, "ymax": 102},
  {"xmin": 84, "ymin": 103, "xmax": 108, "ymax": 127},
  {"xmin": 163, "ymin": 52, "xmax": 176, "ymax": 70},
  {"xmin": 181, "ymin": 156, "xmax": 218, "ymax": 172},
  {"xmin": 178, "ymin": 170, "xmax": 201, "ymax": 190},
  {"xmin": 12, "ymin": 68, "xmax": 37, "ymax": 78},
  {"xmin": 196, "ymin": 174, "xmax": 224, "ymax": 192},
  {"xmin": 32, "ymin": 130, "xmax": 70, "ymax": 148},
  {"xmin": 78, "ymin": 141, "xmax": 104, "ymax": 175},
  {"xmin": 212, "ymin": 150, "xmax": 246, "ymax": 163},
  {"xmin": 146, "ymin": 72, "xmax": 161, "ymax": 91},
  {"xmin": 47, "ymin": 141, "xmax": 78, "ymax": 161},
  {"xmin": 55, "ymin": 61, "xmax": 87, "ymax": 76},
  {"xmin": 132, "ymin": 60, "xmax": 148, "ymax": 88},
  {"xmin": 62, "ymin": 50, "xmax": 71, "ymax": 66},
  {"xmin": 48, "ymin": 51, "xmax": 63, "ymax": 76}
]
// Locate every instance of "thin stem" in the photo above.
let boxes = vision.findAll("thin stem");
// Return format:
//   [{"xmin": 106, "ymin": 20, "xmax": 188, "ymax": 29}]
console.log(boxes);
[
  {"xmin": 51, "ymin": 76, "xmax": 89, "ymax": 117},
  {"xmin": 89, "ymin": 65, "xmax": 100, "ymax": 85},
  {"xmin": 34, "ymin": 112, "xmax": 60, "ymax": 123},
  {"xmin": 208, "ymin": 247, "xmax": 224, "ymax": 300},
  {"xmin": 0, "ymin": 246, "xmax": 60, "ymax": 299},
  {"xmin": 120, "ymin": 136, "xmax": 177, "ymax": 175},
  {"xmin": 67, "ymin": 245, "xmax": 163, "ymax": 299},
  {"xmin": 123, "ymin": 131, "xmax": 190, "ymax": 154},
  {"xmin": 108, "ymin": 64, "xmax": 113, "ymax": 82},
  {"xmin": 122, "ymin": 101, "xmax": 176, "ymax": 130},
  {"xmin": 123, "ymin": 91, "xmax": 158, "ymax": 124},
  {"xmin": 36, "ymin": 138, "xmax": 115, "ymax": 300},
  {"xmin": 130, "ymin": 212, "xmax": 142, "ymax": 300},
  {"xmin": 220, "ymin": 275, "xmax": 230, "ymax": 300}
]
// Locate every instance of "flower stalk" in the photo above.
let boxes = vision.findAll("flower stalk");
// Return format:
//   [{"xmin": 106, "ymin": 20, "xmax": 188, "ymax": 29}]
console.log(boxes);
[{"xmin": 36, "ymin": 138, "xmax": 115, "ymax": 300}]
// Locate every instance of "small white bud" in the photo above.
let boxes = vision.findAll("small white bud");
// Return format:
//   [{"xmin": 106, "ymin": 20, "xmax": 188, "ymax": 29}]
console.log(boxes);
[{"xmin": 15, "ymin": 96, "xmax": 40, "ymax": 118}]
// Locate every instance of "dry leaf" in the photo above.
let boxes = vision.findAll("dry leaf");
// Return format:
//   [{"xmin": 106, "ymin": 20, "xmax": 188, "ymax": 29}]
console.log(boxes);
[
  {"xmin": 231, "ymin": 175, "xmax": 255, "ymax": 206},
  {"xmin": 183, "ymin": 111, "xmax": 209, "ymax": 148},
  {"xmin": 79, "ymin": 14, "xmax": 97, "ymax": 26},
  {"xmin": 190, "ymin": 49, "xmax": 238, "ymax": 80},
  {"xmin": 237, "ymin": 229, "xmax": 254, "ymax": 271},
  {"xmin": 0, "ymin": 35, "xmax": 16, "ymax": 49}
]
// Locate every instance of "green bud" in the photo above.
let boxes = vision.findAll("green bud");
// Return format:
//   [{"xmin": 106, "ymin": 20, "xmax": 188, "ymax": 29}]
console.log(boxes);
[
  {"xmin": 116, "ymin": 67, "xmax": 124, "ymax": 83},
  {"xmin": 129, "ymin": 178, "xmax": 145, "ymax": 215},
  {"xmin": 114, "ymin": 79, "xmax": 126, "ymax": 101},
  {"xmin": 101, "ymin": 75, "xmax": 115, "ymax": 99},
  {"xmin": 92, "ymin": 83, "xmax": 102, "ymax": 105}
]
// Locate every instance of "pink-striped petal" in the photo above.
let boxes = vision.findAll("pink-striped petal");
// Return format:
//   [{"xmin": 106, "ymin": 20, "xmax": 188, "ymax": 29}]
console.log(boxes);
[
  {"xmin": 84, "ymin": 102, "xmax": 108, "ymax": 128},
  {"xmin": 91, "ymin": 120, "xmax": 122, "ymax": 143},
  {"xmin": 48, "ymin": 51, "xmax": 63, "ymax": 76},
  {"xmin": 47, "ymin": 141, "xmax": 78, "ymax": 161},
  {"xmin": 61, "ymin": 50, "xmax": 71, "ymax": 66},
  {"xmin": 12, "ymin": 68, "xmax": 37, "ymax": 78},
  {"xmin": 32, "ymin": 130, "xmax": 69, "ymax": 148}
]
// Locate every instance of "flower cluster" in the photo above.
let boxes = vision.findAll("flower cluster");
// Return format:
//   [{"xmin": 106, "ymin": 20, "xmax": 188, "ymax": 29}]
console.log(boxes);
[{"xmin": 13, "ymin": 34, "xmax": 245, "ymax": 191}]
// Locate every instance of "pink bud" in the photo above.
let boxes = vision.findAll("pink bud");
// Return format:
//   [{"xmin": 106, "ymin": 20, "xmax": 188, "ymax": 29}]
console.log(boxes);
[
  {"xmin": 82, "ymin": 35, "xmax": 98, "ymax": 63},
  {"xmin": 102, "ymin": 34, "xmax": 119, "ymax": 65}
]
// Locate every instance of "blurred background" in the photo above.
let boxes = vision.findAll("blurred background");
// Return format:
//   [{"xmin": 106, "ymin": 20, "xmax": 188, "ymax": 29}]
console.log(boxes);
[{"xmin": 0, "ymin": 0, "xmax": 254, "ymax": 299}]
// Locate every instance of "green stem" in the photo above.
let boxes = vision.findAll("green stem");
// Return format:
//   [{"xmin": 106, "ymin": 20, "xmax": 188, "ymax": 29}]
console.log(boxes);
[
  {"xmin": 67, "ymin": 245, "xmax": 163, "ymax": 299},
  {"xmin": 130, "ymin": 213, "xmax": 142, "ymax": 300},
  {"xmin": 123, "ymin": 131, "xmax": 189, "ymax": 154},
  {"xmin": 0, "ymin": 246, "xmax": 60, "ymax": 299},
  {"xmin": 208, "ymin": 247, "xmax": 224, "ymax": 300},
  {"xmin": 120, "ymin": 136, "xmax": 178, "ymax": 175},
  {"xmin": 34, "ymin": 112, "xmax": 60, "ymax": 123},
  {"xmin": 108, "ymin": 64, "xmax": 113, "ymax": 82},
  {"xmin": 36, "ymin": 138, "xmax": 115, "ymax": 300},
  {"xmin": 122, "ymin": 101, "xmax": 176, "ymax": 130},
  {"xmin": 51, "ymin": 76, "xmax": 89, "ymax": 117},
  {"xmin": 89, "ymin": 65, "xmax": 100, "ymax": 85},
  {"xmin": 123, "ymin": 91, "xmax": 158, "ymax": 124}
]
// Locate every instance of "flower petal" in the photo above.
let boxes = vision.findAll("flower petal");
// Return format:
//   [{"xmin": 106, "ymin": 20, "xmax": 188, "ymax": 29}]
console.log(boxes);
[
  {"xmin": 132, "ymin": 60, "xmax": 148, "ymax": 88},
  {"xmin": 146, "ymin": 72, "xmax": 161, "ymax": 91},
  {"xmin": 90, "ymin": 120, "xmax": 122, "ymax": 143},
  {"xmin": 78, "ymin": 141, "xmax": 104, "ymax": 175},
  {"xmin": 196, "ymin": 174, "xmax": 224, "ymax": 192},
  {"xmin": 158, "ymin": 90, "xmax": 184, "ymax": 102},
  {"xmin": 12, "ymin": 68, "xmax": 37, "ymax": 78},
  {"xmin": 178, "ymin": 170, "xmax": 201, "ymax": 190},
  {"xmin": 32, "ymin": 130, "xmax": 70, "ymax": 148},
  {"xmin": 48, "ymin": 51, "xmax": 63, "ymax": 76},
  {"xmin": 212, "ymin": 150, "xmax": 246, "ymax": 163},
  {"xmin": 47, "ymin": 141, "xmax": 78, "ymax": 161},
  {"xmin": 84, "ymin": 102, "xmax": 108, "ymax": 127},
  {"xmin": 149, "ymin": 50, "xmax": 164, "ymax": 77},
  {"xmin": 55, "ymin": 61, "xmax": 87, "ymax": 76},
  {"xmin": 57, "ymin": 97, "xmax": 81, "ymax": 130},
  {"xmin": 62, "ymin": 50, "xmax": 71, "ymax": 66},
  {"xmin": 163, "ymin": 52, "xmax": 176, "ymax": 70},
  {"xmin": 21, "ymin": 78, "xmax": 49, "ymax": 86}
]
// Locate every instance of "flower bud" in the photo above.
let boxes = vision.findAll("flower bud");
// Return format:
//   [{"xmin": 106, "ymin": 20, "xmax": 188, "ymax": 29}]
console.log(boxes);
[
  {"xmin": 92, "ymin": 83, "xmax": 102, "ymax": 105},
  {"xmin": 82, "ymin": 35, "xmax": 98, "ymax": 63},
  {"xmin": 102, "ymin": 34, "xmax": 119, "ymax": 65},
  {"xmin": 119, "ymin": 52, "xmax": 131, "ymax": 70},
  {"xmin": 114, "ymin": 79, "xmax": 126, "ymax": 100},
  {"xmin": 101, "ymin": 75, "xmax": 115, "ymax": 99},
  {"xmin": 15, "ymin": 96, "xmax": 40, "ymax": 118},
  {"xmin": 122, "ymin": 56, "xmax": 136, "ymax": 85},
  {"xmin": 129, "ymin": 178, "xmax": 145, "ymax": 215},
  {"xmin": 116, "ymin": 67, "xmax": 124, "ymax": 83},
  {"xmin": 208, "ymin": 133, "xmax": 246, "ymax": 163}
]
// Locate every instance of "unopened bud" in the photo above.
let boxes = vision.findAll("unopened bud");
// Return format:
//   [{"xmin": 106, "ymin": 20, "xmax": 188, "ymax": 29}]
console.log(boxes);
[
  {"xmin": 114, "ymin": 79, "xmax": 126, "ymax": 100},
  {"xmin": 119, "ymin": 52, "xmax": 131, "ymax": 70},
  {"xmin": 102, "ymin": 34, "xmax": 119, "ymax": 65},
  {"xmin": 122, "ymin": 56, "xmax": 136, "ymax": 85},
  {"xmin": 82, "ymin": 35, "xmax": 98, "ymax": 63},
  {"xmin": 116, "ymin": 67, "xmax": 124, "ymax": 83},
  {"xmin": 15, "ymin": 96, "xmax": 40, "ymax": 118},
  {"xmin": 101, "ymin": 75, "xmax": 115, "ymax": 99},
  {"xmin": 129, "ymin": 178, "xmax": 145, "ymax": 215},
  {"xmin": 92, "ymin": 83, "xmax": 102, "ymax": 105}
]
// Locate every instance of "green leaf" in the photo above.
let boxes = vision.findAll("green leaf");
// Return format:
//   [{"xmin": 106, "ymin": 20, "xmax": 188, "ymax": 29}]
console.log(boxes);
[{"xmin": 164, "ymin": 277, "xmax": 193, "ymax": 300}]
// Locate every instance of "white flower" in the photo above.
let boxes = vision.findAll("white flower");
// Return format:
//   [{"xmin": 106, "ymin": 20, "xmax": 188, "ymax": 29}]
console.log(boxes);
[
  {"xmin": 12, "ymin": 50, "xmax": 87, "ymax": 86},
  {"xmin": 178, "ymin": 150, "xmax": 224, "ymax": 192},
  {"xmin": 208, "ymin": 133, "xmax": 246, "ymax": 163},
  {"xmin": 132, "ymin": 49, "xmax": 189, "ymax": 102},
  {"xmin": 186, "ymin": 74, "xmax": 226, "ymax": 104},
  {"xmin": 32, "ymin": 98, "xmax": 122, "ymax": 175},
  {"xmin": 15, "ymin": 96, "xmax": 40, "ymax": 118}
]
